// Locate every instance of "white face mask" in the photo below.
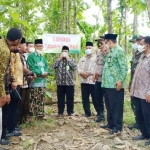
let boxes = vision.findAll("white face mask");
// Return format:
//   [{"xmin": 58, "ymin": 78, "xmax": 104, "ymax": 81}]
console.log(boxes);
[
  {"xmin": 62, "ymin": 52, "xmax": 68, "ymax": 57},
  {"xmin": 132, "ymin": 43, "xmax": 138, "ymax": 51},
  {"xmin": 28, "ymin": 47, "xmax": 35, "ymax": 53},
  {"xmin": 85, "ymin": 49, "xmax": 92, "ymax": 55},
  {"xmin": 36, "ymin": 49, "xmax": 42, "ymax": 55},
  {"xmin": 105, "ymin": 44, "xmax": 109, "ymax": 50},
  {"xmin": 137, "ymin": 45, "xmax": 145, "ymax": 53}
]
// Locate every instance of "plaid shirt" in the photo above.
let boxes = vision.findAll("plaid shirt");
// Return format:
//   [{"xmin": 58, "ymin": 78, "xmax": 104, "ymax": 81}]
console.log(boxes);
[
  {"xmin": 130, "ymin": 53, "xmax": 150, "ymax": 99},
  {"xmin": 53, "ymin": 58, "xmax": 76, "ymax": 86}
]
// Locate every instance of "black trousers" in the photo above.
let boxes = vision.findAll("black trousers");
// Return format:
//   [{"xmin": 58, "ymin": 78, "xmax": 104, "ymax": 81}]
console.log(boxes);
[
  {"xmin": 19, "ymin": 88, "xmax": 30, "ymax": 124},
  {"xmin": 134, "ymin": 97, "xmax": 150, "ymax": 138},
  {"xmin": 57, "ymin": 85, "xmax": 74, "ymax": 115},
  {"xmin": 104, "ymin": 88, "xmax": 124, "ymax": 131},
  {"xmin": 94, "ymin": 81, "xmax": 104, "ymax": 115},
  {"xmin": 81, "ymin": 83, "xmax": 95, "ymax": 116},
  {"xmin": 7, "ymin": 86, "xmax": 21, "ymax": 132},
  {"xmin": 2, "ymin": 104, "xmax": 9, "ymax": 139},
  {"xmin": 131, "ymin": 96, "xmax": 138, "ymax": 124}
]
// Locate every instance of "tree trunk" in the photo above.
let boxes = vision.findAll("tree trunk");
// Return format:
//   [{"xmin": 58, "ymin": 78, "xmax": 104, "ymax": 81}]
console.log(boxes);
[
  {"xmin": 146, "ymin": 0, "xmax": 150, "ymax": 21},
  {"xmin": 68, "ymin": 0, "xmax": 71, "ymax": 34},
  {"xmin": 60, "ymin": 0, "xmax": 65, "ymax": 32},
  {"xmin": 107, "ymin": 0, "xmax": 113, "ymax": 33},
  {"xmin": 133, "ymin": 12, "xmax": 138, "ymax": 35}
]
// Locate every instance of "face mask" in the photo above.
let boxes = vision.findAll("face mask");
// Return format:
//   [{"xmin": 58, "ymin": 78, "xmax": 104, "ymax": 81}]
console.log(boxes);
[
  {"xmin": 28, "ymin": 47, "xmax": 35, "ymax": 53},
  {"xmin": 62, "ymin": 52, "xmax": 68, "ymax": 57},
  {"xmin": 85, "ymin": 49, "xmax": 92, "ymax": 55},
  {"xmin": 36, "ymin": 49, "xmax": 41, "ymax": 55},
  {"xmin": 13, "ymin": 49, "xmax": 20, "ymax": 53},
  {"xmin": 137, "ymin": 45, "xmax": 145, "ymax": 53},
  {"xmin": 105, "ymin": 44, "xmax": 109, "ymax": 50},
  {"xmin": 132, "ymin": 43, "xmax": 138, "ymax": 51}
]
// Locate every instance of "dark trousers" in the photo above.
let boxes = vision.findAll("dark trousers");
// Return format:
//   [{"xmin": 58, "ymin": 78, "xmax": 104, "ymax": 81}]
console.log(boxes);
[
  {"xmin": 81, "ymin": 83, "xmax": 95, "ymax": 116},
  {"xmin": 134, "ymin": 97, "xmax": 150, "ymax": 138},
  {"xmin": 2, "ymin": 104, "xmax": 9, "ymax": 139},
  {"xmin": 19, "ymin": 88, "xmax": 30, "ymax": 124},
  {"xmin": 94, "ymin": 81, "xmax": 104, "ymax": 115},
  {"xmin": 57, "ymin": 85, "xmax": 74, "ymax": 115},
  {"xmin": 131, "ymin": 96, "xmax": 138, "ymax": 124},
  {"xmin": 7, "ymin": 86, "xmax": 21, "ymax": 132},
  {"xmin": 104, "ymin": 88, "xmax": 124, "ymax": 131}
]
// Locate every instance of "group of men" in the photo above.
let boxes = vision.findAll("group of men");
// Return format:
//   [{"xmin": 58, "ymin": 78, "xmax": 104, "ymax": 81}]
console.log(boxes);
[
  {"xmin": 53, "ymin": 33, "xmax": 150, "ymax": 146},
  {"xmin": 0, "ymin": 28, "xmax": 48, "ymax": 149},
  {"xmin": 0, "ymin": 28, "xmax": 150, "ymax": 148}
]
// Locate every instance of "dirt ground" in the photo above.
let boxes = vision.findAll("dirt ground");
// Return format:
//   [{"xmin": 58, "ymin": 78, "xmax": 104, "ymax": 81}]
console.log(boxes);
[{"xmin": 1, "ymin": 103, "xmax": 149, "ymax": 150}]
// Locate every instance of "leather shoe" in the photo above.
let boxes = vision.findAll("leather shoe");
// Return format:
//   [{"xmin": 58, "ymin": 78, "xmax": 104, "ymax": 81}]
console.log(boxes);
[
  {"xmin": 132, "ymin": 135, "xmax": 149, "ymax": 140},
  {"xmin": 100, "ymin": 124, "xmax": 113, "ymax": 130},
  {"xmin": 95, "ymin": 116, "xmax": 105, "ymax": 122},
  {"xmin": 128, "ymin": 123, "xmax": 139, "ymax": 130},
  {"xmin": 110, "ymin": 129, "xmax": 121, "ymax": 135},
  {"xmin": 6, "ymin": 130, "xmax": 22, "ymax": 138},
  {"xmin": 145, "ymin": 140, "xmax": 150, "ymax": 146},
  {"xmin": 0, "ymin": 139, "xmax": 10, "ymax": 145},
  {"xmin": 83, "ymin": 114, "xmax": 91, "ymax": 117}
]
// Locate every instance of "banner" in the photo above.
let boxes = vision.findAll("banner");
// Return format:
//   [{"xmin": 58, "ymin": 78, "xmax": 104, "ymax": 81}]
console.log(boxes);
[{"xmin": 42, "ymin": 34, "xmax": 81, "ymax": 54}]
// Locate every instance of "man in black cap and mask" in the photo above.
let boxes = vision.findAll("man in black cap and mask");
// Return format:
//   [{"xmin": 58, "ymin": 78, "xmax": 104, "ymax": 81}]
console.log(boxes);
[
  {"xmin": 77, "ymin": 42, "xmax": 97, "ymax": 117},
  {"xmin": 100, "ymin": 34, "xmax": 128, "ymax": 134},
  {"xmin": 53, "ymin": 46, "xmax": 76, "ymax": 116}
]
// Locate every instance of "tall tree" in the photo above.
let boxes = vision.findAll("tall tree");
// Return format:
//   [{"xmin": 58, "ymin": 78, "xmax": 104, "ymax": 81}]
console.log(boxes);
[
  {"xmin": 107, "ymin": 0, "xmax": 113, "ymax": 33},
  {"xmin": 145, "ymin": 0, "xmax": 150, "ymax": 21}
]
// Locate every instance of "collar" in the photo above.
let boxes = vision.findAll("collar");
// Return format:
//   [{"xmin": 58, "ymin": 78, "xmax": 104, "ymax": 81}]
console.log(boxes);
[
  {"xmin": 35, "ymin": 51, "xmax": 41, "ymax": 56},
  {"xmin": 141, "ymin": 52, "xmax": 150, "ymax": 59}
]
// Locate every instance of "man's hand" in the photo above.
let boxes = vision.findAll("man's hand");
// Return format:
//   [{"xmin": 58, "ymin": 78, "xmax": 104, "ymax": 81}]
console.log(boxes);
[
  {"xmin": 42, "ymin": 72, "xmax": 48, "ymax": 78},
  {"xmin": 81, "ymin": 72, "xmax": 89, "ymax": 79},
  {"xmin": 5, "ymin": 94, "xmax": 10, "ymax": 104},
  {"xmin": 146, "ymin": 94, "xmax": 150, "ymax": 103},
  {"xmin": 59, "ymin": 54, "xmax": 63, "ymax": 60},
  {"xmin": 115, "ymin": 81, "xmax": 122, "ymax": 91},
  {"xmin": 66, "ymin": 55, "xmax": 70, "ymax": 61},
  {"xmin": 0, "ymin": 96, "xmax": 7, "ymax": 107},
  {"xmin": 11, "ymin": 82, "xmax": 17, "ymax": 90}
]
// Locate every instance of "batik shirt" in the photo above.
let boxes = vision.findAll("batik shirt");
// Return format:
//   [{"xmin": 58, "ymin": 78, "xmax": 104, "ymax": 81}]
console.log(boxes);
[
  {"xmin": 0, "ymin": 38, "xmax": 10, "ymax": 97},
  {"xmin": 130, "ymin": 53, "xmax": 150, "ymax": 99},
  {"xmin": 53, "ymin": 58, "xmax": 76, "ymax": 86},
  {"xmin": 27, "ymin": 52, "xmax": 48, "ymax": 88},
  {"xmin": 102, "ymin": 45, "xmax": 128, "ymax": 88},
  {"xmin": 77, "ymin": 54, "xmax": 97, "ymax": 85}
]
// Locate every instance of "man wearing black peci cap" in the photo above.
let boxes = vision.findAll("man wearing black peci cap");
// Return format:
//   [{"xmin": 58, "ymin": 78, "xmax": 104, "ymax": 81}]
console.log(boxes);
[
  {"xmin": 53, "ymin": 46, "xmax": 76, "ymax": 116},
  {"xmin": 77, "ymin": 42, "xmax": 97, "ymax": 117},
  {"xmin": 100, "ymin": 34, "xmax": 128, "ymax": 134},
  {"xmin": 27, "ymin": 39, "xmax": 48, "ymax": 119}
]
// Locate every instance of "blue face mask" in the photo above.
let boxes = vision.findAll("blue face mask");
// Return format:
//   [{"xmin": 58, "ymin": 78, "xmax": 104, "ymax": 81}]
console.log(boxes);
[
  {"xmin": 13, "ymin": 49, "xmax": 20, "ymax": 53},
  {"xmin": 85, "ymin": 49, "xmax": 92, "ymax": 55}
]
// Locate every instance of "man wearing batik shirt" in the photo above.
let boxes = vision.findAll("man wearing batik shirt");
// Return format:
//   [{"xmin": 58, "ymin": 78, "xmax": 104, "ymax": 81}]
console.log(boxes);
[
  {"xmin": 27, "ymin": 39, "xmax": 48, "ymax": 119},
  {"xmin": 100, "ymin": 34, "xmax": 128, "ymax": 134},
  {"xmin": 77, "ymin": 42, "xmax": 97, "ymax": 117},
  {"xmin": 130, "ymin": 36, "xmax": 150, "ymax": 146},
  {"xmin": 19, "ymin": 38, "xmax": 36, "ymax": 124},
  {"xmin": 53, "ymin": 46, "xmax": 76, "ymax": 116}
]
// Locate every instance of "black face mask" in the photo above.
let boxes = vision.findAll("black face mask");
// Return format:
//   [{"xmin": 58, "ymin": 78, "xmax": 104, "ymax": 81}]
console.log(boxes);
[{"xmin": 13, "ymin": 49, "xmax": 20, "ymax": 53}]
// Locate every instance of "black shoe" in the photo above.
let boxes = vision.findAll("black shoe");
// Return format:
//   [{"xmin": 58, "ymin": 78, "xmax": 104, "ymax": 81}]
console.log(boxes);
[
  {"xmin": 128, "ymin": 123, "xmax": 139, "ymax": 130},
  {"xmin": 110, "ymin": 129, "xmax": 121, "ymax": 135},
  {"xmin": 68, "ymin": 113, "xmax": 74, "ymax": 116},
  {"xmin": 100, "ymin": 124, "xmax": 113, "ymax": 130},
  {"xmin": 132, "ymin": 135, "xmax": 149, "ymax": 141},
  {"xmin": 6, "ymin": 130, "xmax": 22, "ymax": 138},
  {"xmin": 83, "ymin": 114, "xmax": 91, "ymax": 117},
  {"xmin": 95, "ymin": 116, "xmax": 105, "ymax": 122},
  {"xmin": 0, "ymin": 139, "xmax": 10, "ymax": 145},
  {"xmin": 15, "ymin": 125, "xmax": 22, "ymax": 131},
  {"xmin": 145, "ymin": 140, "xmax": 150, "ymax": 146}
]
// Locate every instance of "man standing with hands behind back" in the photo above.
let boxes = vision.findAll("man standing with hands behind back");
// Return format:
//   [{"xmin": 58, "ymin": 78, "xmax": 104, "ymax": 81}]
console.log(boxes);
[{"xmin": 100, "ymin": 34, "xmax": 128, "ymax": 134}]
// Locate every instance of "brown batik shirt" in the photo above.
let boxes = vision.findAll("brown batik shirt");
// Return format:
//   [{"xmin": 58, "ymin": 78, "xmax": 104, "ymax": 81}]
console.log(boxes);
[
  {"xmin": 130, "ymin": 53, "xmax": 150, "ymax": 99},
  {"xmin": 53, "ymin": 58, "xmax": 76, "ymax": 86}
]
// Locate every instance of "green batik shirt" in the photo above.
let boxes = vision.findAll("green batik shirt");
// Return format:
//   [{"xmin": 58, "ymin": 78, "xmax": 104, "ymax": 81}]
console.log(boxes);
[
  {"xmin": 27, "ymin": 52, "xmax": 48, "ymax": 88},
  {"xmin": 129, "ymin": 51, "xmax": 142, "ymax": 89},
  {"xmin": 102, "ymin": 45, "xmax": 128, "ymax": 89}
]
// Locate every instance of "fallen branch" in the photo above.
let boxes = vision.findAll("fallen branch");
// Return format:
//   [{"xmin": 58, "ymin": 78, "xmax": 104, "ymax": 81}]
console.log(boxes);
[{"xmin": 34, "ymin": 138, "xmax": 41, "ymax": 150}]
